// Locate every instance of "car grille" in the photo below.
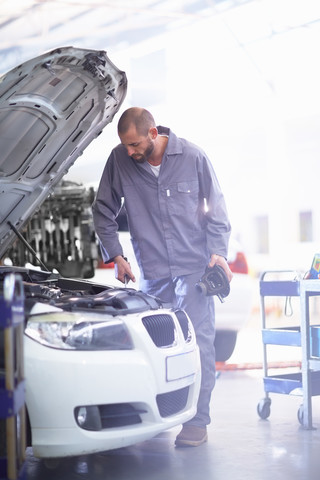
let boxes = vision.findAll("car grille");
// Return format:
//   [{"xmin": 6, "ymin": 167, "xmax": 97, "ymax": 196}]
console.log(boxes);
[
  {"xmin": 142, "ymin": 314, "xmax": 176, "ymax": 347},
  {"xmin": 156, "ymin": 386, "xmax": 189, "ymax": 417},
  {"xmin": 175, "ymin": 309, "xmax": 192, "ymax": 342}
]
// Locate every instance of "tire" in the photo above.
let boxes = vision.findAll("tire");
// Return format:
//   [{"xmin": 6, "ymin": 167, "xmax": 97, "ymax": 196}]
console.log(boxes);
[{"xmin": 214, "ymin": 330, "xmax": 237, "ymax": 362}]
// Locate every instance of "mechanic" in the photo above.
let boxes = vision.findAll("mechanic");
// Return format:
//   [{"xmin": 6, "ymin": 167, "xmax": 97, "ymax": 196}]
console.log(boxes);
[{"xmin": 92, "ymin": 107, "xmax": 232, "ymax": 447}]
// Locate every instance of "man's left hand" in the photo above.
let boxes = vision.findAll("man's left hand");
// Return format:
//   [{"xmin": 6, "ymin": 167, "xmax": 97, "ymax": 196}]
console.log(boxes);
[{"xmin": 209, "ymin": 254, "xmax": 233, "ymax": 282}]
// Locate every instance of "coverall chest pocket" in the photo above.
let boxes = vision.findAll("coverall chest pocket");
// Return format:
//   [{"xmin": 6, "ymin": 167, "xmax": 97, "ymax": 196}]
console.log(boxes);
[{"xmin": 166, "ymin": 181, "xmax": 199, "ymax": 216}]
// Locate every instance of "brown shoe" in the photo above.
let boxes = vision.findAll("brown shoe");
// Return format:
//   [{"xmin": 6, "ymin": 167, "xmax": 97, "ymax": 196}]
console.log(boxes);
[{"xmin": 175, "ymin": 425, "xmax": 208, "ymax": 447}]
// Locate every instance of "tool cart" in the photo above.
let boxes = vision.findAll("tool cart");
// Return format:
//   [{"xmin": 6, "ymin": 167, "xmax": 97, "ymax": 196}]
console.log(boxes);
[
  {"xmin": 0, "ymin": 274, "xmax": 26, "ymax": 480},
  {"xmin": 257, "ymin": 270, "xmax": 320, "ymax": 429}
]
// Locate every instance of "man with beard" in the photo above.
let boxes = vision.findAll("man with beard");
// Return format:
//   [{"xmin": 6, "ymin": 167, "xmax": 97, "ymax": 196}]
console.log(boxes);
[{"xmin": 92, "ymin": 107, "xmax": 232, "ymax": 447}]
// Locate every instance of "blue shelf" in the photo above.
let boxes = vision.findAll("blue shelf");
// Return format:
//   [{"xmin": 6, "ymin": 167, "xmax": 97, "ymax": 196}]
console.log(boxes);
[
  {"xmin": 0, "ymin": 274, "xmax": 26, "ymax": 480},
  {"xmin": 262, "ymin": 325, "xmax": 320, "ymax": 351},
  {"xmin": 263, "ymin": 371, "xmax": 320, "ymax": 396},
  {"xmin": 262, "ymin": 326, "xmax": 301, "ymax": 346},
  {"xmin": 259, "ymin": 272, "xmax": 320, "ymax": 429},
  {"xmin": 260, "ymin": 280, "xmax": 300, "ymax": 297}
]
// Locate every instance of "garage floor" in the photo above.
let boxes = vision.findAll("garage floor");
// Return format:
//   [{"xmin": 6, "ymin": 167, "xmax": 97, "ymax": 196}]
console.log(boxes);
[
  {"xmin": 25, "ymin": 317, "xmax": 320, "ymax": 480},
  {"xmin": 24, "ymin": 369, "xmax": 320, "ymax": 480}
]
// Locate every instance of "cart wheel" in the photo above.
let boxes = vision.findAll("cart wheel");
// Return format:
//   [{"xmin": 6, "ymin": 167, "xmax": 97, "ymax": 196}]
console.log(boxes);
[
  {"xmin": 257, "ymin": 398, "xmax": 271, "ymax": 419},
  {"xmin": 297, "ymin": 404, "xmax": 304, "ymax": 426}
]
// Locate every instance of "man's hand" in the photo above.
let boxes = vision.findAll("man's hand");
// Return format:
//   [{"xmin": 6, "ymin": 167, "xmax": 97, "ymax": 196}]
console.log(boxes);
[
  {"xmin": 208, "ymin": 254, "xmax": 233, "ymax": 283},
  {"xmin": 113, "ymin": 255, "xmax": 136, "ymax": 284}
]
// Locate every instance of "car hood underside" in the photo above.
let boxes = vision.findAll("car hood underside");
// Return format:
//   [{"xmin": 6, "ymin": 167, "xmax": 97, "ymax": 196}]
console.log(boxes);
[{"xmin": 0, "ymin": 47, "xmax": 127, "ymax": 259}]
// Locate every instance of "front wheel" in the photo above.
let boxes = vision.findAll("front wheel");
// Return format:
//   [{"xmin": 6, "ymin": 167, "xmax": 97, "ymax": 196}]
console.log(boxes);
[{"xmin": 214, "ymin": 330, "xmax": 237, "ymax": 362}]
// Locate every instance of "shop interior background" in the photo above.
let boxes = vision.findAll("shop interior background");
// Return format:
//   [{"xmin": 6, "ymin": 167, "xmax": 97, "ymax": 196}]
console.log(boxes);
[{"xmin": 1, "ymin": 0, "xmax": 319, "ymax": 276}]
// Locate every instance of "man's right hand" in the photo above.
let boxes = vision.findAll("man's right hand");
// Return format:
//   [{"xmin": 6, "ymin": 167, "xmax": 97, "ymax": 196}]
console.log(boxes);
[{"xmin": 113, "ymin": 255, "xmax": 136, "ymax": 284}]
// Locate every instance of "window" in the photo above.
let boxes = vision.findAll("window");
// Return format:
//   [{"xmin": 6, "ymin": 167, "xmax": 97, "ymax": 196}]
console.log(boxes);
[
  {"xmin": 299, "ymin": 211, "xmax": 313, "ymax": 242},
  {"xmin": 255, "ymin": 215, "xmax": 269, "ymax": 254}
]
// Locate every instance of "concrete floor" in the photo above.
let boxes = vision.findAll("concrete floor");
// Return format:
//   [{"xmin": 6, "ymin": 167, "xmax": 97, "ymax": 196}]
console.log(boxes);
[
  {"xmin": 25, "ymin": 361, "xmax": 320, "ymax": 479},
  {"xmin": 25, "ymin": 369, "xmax": 320, "ymax": 480}
]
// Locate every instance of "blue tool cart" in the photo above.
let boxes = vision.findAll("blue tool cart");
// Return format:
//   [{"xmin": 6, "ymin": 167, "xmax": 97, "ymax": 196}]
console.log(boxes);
[
  {"xmin": 0, "ymin": 274, "xmax": 26, "ymax": 480},
  {"xmin": 257, "ymin": 270, "xmax": 320, "ymax": 429}
]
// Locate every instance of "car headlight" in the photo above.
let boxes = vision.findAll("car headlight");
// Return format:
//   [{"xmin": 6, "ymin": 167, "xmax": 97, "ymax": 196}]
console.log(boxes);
[{"xmin": 25, "ymin": 312, "xmax": 133, "ymax": 350}]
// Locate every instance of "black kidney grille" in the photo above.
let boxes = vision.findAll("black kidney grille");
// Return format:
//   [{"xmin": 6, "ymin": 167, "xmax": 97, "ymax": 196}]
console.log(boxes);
[
  {"xmin": 142, "ymin": 314, "xmax": 176, "ymax": 347},
  {"xmin": 156, "ymin": 386, "xmax": 189, "ymax": 417},
  {"xmin": 174, "ymin": 309, "xmax": 192, "ymax": 342}
]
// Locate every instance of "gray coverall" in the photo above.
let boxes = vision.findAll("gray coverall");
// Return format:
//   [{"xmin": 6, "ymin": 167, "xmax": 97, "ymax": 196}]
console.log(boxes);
[{"xmin": 92, "ymin": 126, "xmax": 231, "ymax": 427}]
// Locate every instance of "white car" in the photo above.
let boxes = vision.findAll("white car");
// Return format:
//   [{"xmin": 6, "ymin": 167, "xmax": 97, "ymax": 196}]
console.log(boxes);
[{"xmin": 0, "ymin": 47, "xmax": 201, "ymax": 459}]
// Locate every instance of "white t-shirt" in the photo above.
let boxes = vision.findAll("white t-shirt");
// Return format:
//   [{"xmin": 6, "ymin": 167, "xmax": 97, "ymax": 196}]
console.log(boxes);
[{"xmin": 148, "ymin": 163, "xmax": 161, "ymax": 177}]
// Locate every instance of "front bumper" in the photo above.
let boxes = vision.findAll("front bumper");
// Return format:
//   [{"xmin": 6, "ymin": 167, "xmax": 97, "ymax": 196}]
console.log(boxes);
[{"xmin": 25, "ymin": 310, "xmax": 201, "ymax": 458}]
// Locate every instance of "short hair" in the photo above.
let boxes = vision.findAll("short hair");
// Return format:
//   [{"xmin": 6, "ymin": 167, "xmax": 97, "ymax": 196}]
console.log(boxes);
[{"xmin": 118, "ymin": 107, "xmax": 156, "ymax": 136}]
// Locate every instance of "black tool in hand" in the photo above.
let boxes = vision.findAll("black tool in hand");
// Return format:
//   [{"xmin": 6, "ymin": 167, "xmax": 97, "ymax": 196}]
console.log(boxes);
[{"xmin": 195, "ymin": 264, "xmax": 230, "ymax": 302}]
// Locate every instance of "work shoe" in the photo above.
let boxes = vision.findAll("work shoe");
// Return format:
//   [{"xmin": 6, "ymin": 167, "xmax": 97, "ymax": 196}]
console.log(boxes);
[{"xmin": 175, "ymin": 425, "xmax": 208, "ymax": 447}]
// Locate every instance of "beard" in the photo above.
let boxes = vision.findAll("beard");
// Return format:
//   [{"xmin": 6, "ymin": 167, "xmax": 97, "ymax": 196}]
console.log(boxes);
[{"xmin": 131, "ymin": 139, "xmax": 154, "ymax": 163}]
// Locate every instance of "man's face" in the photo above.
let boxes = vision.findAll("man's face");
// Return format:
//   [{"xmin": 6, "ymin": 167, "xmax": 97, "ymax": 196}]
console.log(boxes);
[{"xmin": 119, "ymin": 126, "xmax": 155, "ymax": 163}]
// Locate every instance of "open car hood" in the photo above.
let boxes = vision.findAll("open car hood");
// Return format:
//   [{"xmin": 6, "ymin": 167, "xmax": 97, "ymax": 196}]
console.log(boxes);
[{"xmin": 0, "ymin": 47, "xmax": 127, "ymax": 259}]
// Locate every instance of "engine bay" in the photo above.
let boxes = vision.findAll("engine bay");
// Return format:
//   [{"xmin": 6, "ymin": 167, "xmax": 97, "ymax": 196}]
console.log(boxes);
[{"xmin": 0, "ymin": 266, "xmax": 164, "ymax": 317}]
